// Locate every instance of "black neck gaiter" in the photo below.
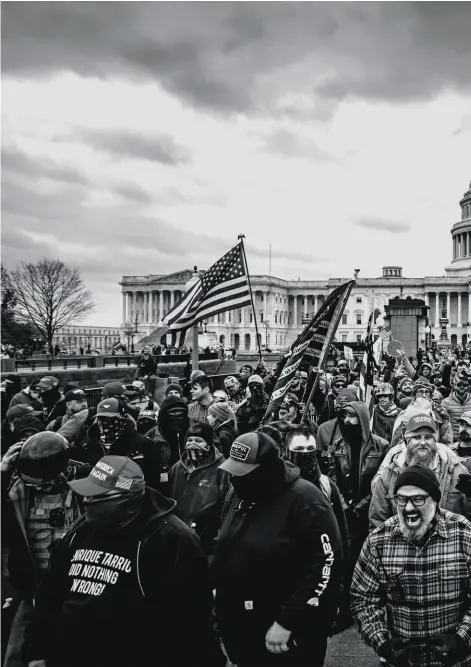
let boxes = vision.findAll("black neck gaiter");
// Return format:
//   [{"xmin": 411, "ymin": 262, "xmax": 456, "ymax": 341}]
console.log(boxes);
[{"xmin": 231, "ymin": 456, "xmax": 285, "ymax": 504}]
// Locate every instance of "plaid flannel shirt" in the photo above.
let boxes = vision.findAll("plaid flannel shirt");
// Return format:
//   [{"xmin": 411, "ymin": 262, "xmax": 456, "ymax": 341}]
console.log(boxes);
[{"xmin": 351, "ymin": 509, "xmax": 471, "ymax": 667}]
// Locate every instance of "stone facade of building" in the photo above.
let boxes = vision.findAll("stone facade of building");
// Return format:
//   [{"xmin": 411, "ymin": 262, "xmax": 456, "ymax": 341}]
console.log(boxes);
[
  {"xmin": 120, "ymin": 181, "xmax": 471, "ymax": 352},
  {"xmin": 53, "ymin": 326, "xmax": 122, "ymax": 353}
]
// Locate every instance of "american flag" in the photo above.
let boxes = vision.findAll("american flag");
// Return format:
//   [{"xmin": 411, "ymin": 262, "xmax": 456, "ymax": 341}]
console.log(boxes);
[
  {"xmin": 263, "ymin": 280, "xmax": 354, "ymax": 420},
  {"xmin": 379, "ymin": 324, "xmax": 392, "ymax": 341},
  {"xmin": 359, "ymin": 312, "xmax": 375, "ymax": 417},
  {"xmin": 162, "ymin": 243, "xmax": 251, "ymax": 344}
]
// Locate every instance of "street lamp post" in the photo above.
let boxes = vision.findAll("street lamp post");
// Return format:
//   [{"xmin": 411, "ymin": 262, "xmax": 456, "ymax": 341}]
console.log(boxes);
[
  {"xmin": 424, "ymin": 325, "xmax": 432, "ymax": 351},
  {"xmin": 262, "ymin": 320, "xmax": 270, "ymax": 348}
]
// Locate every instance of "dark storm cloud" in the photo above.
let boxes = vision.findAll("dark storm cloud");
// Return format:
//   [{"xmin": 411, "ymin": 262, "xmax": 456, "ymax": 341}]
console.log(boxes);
[
  {"xmin": 75, "ymin": 129, "xmax": 191, "ymax": 165},
  {"xmin": 260, "ymin": 129, "xmax": 335, "ymax": 162},
  {"xmin": 2, "ymin": 146, "xmax": 90, "ymax": 185},
  {"xmin": 3, "ymin": 3, "xmax": 471, "ymax": 115},
  {"xmin": 352, "ymin": 217, "xmax": 411, "ymax": 233}
]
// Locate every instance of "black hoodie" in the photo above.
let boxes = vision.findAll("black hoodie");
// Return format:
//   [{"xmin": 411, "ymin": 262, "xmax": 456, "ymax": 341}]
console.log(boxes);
[
  {"xmin": 23, "ymin": 488, "xmax": 225, "ymax": 667},
  {"xmin": 213, "ymin": 461, "xmax": 342, "ymax": 664}
]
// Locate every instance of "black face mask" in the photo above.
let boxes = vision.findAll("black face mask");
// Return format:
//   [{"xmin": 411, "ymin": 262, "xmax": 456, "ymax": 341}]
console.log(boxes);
[
  {"xmin": 288, "ymin": 452, "xmax": 319, "ymax": 482},
  {"xmin": 339, "ymin": 421, "xmax": 363, "ymax": 444},
  {"xmin": 231, "ymin": 457, "xmax": 285, "ymax": 503},
  {"xmin": 459, "ymin": 430, "xmax": 471, "ymax": 442},
  {"xmin": 83, "ymin": 492, "xmax": 144, "ymax": 531}
]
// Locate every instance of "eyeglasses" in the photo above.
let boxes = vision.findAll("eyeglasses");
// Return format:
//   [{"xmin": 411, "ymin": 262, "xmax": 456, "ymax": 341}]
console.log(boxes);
[{"xmin": 395, "ymin": 494, "xmax": 429, "ymax": 507}]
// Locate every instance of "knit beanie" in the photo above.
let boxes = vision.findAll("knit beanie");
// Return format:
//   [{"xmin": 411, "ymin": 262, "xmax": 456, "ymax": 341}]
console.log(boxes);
[
  {"xmin": 208, "ymin": 401, "xmax": 235, "ymax": 425},
  {"xmin": 186, "ymin": 421, "xmax": 214, "ymax": 447},
  {"xmin": 394, "ymin": 465, "xmax": 441, "ymax": 503},
  {"xmin": 338, "ymin": 388, "xmax": 359, "ymax": 402},
  {"xmin": 398, "ymin": 377, "xmax": 413, "ymax": 391},
  {"xmin": 165, "ymin": 383, "xmax": 183, "ymax": 398}
]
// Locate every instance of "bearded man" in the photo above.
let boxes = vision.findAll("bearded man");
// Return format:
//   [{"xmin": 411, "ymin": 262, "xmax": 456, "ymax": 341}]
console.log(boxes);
[
  {"xmin": 352, "ymin": 466, "xmax": 471, "ymax": 667},
  {"xmin": 369, "ymin": 414, "xmax": 467, "ymax": 531}
]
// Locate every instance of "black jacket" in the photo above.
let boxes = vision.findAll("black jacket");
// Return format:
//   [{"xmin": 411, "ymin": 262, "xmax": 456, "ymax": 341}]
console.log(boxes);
[
  {"xmin": 135, "ymin": 355, "xmax": 157, "ymax": 377},
  {"xmin": 213, "ymin": 463, "xmax": 342, "ymax": 664},
  {"xmin": 23, "ymin": 488, "xmax": 225, "ymax": 667},
  {"xmin": 328, "ymin": 402, "xmax": 389, "ymax": 532},
  {"xmin": 214, "ymin": 420, "xmax": 238, "ymax": 459},
  {"xmin": 77, "ymin": 417, "xmax": 165, "ymax": 492},
  {"xmin": 236, "ymin": 394, "xmax": 270, "ymax": 434}
]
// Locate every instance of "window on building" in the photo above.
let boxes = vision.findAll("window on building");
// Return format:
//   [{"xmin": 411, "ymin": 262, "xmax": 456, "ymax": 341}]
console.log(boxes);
[
  {"xmin": 342, "ymin": 314, "xmax": 348, "ymax": 325},
  {"xmin": 238, "ymin": 310, "xmax": 242, "ymax": 324},
  {"xmin": 250, "ymin": 312, "xmax": 253, "ymax": 323},
  {"xmin": 356, "ymin": 334, "xmax": 362, "ymax": 342},
  {"xmin": 341, "ymin": 334, "xmax": 347, "ymax": 342},
  {"xmin": 260, "ymin": 294, "xmax": 264, "ymax": 301},
  {"xmin": 356, "ymin": 297, "xmax": 362, "ymax": 303},
  {"xmin": 259, "ymin": 311, "xmax": 263, "ymax": 322},
  {"xmin": 274, "ymin": 313, "xmax": 277, "ymax": 324},
  {"xmin": 356, "ymin": 314, "xmax": 362, "ymax": 325}
]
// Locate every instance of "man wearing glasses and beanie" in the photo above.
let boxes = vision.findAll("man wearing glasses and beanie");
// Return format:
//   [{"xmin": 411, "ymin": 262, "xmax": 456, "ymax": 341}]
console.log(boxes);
[{"xmin": 352, "ymin": 465, "xmax": 471, "ymax": 667}]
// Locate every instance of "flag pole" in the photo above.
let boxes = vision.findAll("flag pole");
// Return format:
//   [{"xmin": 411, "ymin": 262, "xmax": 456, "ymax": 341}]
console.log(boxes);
[
  {"xmin": 302, "ymin": 280, "xmax": 355, "ymax": 421},
  {"xmin": 238, "ymin": 234, "xmax": 263, "ymax": 363}
]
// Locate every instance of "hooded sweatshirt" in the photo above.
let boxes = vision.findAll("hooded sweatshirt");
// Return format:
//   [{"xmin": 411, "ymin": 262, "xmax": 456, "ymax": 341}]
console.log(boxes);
[
  {"xmin": 214, "ymin": 460, "xmax": 342, "ymax": 665},
  {"xmin": 328, "ymin": 402, "xmax": 389, "ymax": 518},
  {"xmin": 157, "ymin": 396, "xmax": 190, "ymax": 464},
  {"xmin": 23, "ymin": 487, "xmax": 224, "ymax": 667}
]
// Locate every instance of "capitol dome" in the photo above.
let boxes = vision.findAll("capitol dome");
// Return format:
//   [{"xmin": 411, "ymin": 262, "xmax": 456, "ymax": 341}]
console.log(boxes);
[{"xmin": 445, "ymin": 180, "xmax": 471, "ymax": 276}]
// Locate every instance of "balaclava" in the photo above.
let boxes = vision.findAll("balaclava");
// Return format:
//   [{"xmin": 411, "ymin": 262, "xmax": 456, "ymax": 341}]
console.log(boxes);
[
  {"xmin": 40, "ymin": 386, "xmax": 60, "ymax": 409},
  {"xmin": 338, "ymin": 403, "xmax": 363, "ymax": 445},
  {"xmin": 98, "ymin": 414, "xmax": 128, "ymax": 448},
  {"xmin": 185, "ymin": 422, "xmax": 214, "ymax": 468}
]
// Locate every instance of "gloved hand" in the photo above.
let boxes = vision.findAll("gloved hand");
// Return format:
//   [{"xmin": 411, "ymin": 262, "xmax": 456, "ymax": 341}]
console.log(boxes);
[
  {"xmin": 456, "ymin": 474, "xmax": 471, "ymax": 498},
  {"xmin": 377, "ymin": 638, "xmax": 411, "ymax": 666},
  {"xmin": 429, "ymin": 633, "xmax": 469, "ymax": 665}
]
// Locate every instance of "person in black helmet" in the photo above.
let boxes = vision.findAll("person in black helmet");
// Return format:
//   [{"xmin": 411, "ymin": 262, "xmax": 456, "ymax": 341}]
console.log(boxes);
[{"xmin": 1, "ymin": 432, "xmax": 85, "ymax": 667}]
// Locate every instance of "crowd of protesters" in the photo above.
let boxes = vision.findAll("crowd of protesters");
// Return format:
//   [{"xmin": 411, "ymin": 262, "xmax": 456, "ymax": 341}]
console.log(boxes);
[{"xmin": 2, "ymin": 341, "xmax": 471, "ymax": 667}]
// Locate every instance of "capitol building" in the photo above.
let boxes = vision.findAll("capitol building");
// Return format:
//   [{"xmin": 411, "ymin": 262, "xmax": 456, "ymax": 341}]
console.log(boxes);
[{"xmin": 120, "ymin": 181, "xmax": 471, "ymax": 352}]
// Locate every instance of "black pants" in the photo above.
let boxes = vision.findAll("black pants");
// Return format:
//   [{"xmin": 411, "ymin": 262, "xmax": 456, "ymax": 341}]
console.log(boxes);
[{"xmin": 237, "ymin": 635, "xmax": 328, "ymax": 667}]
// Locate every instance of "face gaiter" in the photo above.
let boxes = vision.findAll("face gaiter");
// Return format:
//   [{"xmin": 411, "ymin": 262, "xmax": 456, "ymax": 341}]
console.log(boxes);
[
  {"xmin": 231, "ymin": 456, "xmax": 285, "ymax": 504},
  {"xmin": 83, "ymin": 490, "xmax": 145, "ymax": 531},
  {"xmin": 98, "ymin": 415, "xmax": 127, "ymax": 448},
  {"xmin": 288, "ymin": 451, "xmax": 319, "ymax": 483},
  {"xmin": 185, "ymin": 441, "xmax": 211, "ymax": 468}
]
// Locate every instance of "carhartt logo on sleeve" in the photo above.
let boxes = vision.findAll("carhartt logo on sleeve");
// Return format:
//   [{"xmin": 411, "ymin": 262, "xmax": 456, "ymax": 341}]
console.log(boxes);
[{"xmin": 231, "ymin": 442, "xmax": 250, "ymax": 461}]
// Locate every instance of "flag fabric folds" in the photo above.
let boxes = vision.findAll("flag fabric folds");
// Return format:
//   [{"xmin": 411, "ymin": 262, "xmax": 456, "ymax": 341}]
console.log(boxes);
[
  {"xmin": 379, "ymin": 324, "xmax": 392, "ymax": 342},
  {"xmin": 359, "ymin": 312, "xmax": 375, "ymax": 417},
  {"xmin": 162, "ymin": 243, "xmax": 252, "ymax": 344},
  {"xmin": 263, "ymin": 280, "xmax": 354, "ymax": 419}
]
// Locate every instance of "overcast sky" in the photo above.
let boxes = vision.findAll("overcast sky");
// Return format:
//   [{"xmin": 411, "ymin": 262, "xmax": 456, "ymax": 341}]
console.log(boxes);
[{"xmin": 2, "ymin": 2, "xmax": 471, "ymax": 326}]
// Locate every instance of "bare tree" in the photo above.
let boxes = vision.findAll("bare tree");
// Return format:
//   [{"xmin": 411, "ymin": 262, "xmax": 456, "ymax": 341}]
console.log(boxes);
[{"xmin": 10, "ymin": 259, "xmax": 95, "ymax": 352}]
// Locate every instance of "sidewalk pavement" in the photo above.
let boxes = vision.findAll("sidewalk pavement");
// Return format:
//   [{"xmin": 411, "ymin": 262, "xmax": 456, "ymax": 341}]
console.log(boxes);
[{"xmin": 325, "ymin": 625, "xmax": 379, "ymax": 667}]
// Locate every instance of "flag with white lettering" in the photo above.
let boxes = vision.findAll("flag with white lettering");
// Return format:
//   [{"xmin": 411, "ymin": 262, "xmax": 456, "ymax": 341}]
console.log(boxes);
[
  {"xmin": 359, "ymin": 312, "xmax": 375, "ymax": 417},
  {"xmin": 263, "ymin": 280, "xmax": 354, "ymax": 419}
]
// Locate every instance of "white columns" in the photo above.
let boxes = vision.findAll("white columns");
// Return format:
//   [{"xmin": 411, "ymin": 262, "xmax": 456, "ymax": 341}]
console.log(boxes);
[
  {"xmin": 263, "ymin": 291, "xmax": 267, "ymax": 322},
  {"xmin": 303, "ymin": 294, "xmax": 308, "ymax": 315},
  {"xmin": 122, "ymin": 293, "xmax": 126, "ymax": 323},
  {"xmin": 434, "ymin": 292, "xmax": 440, "ymax": 328},
  {"xmin": 170, "ymin": 291, "xmax": 175, "ymax": 309},
  {"xmin": 293, "ymin": 295, "xmax": 298, "ymax": 326},
  {"xmin": 132, "ymin": 292, "xmax": 137, "ymax": 322},
  {"xmin": 458, "ymin": 292, "xmax": 463, "ymax": 327},
  {"xmin": 447, "ymin": 292, "xmax": 451, "ymax": 320},
  {"xmin": 314, "ymin": 294, "xmax": 318, "ymax": 314},
  {"xmin": 159, "ymin": 292, "xmax": 164, "ymax": 321}
]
